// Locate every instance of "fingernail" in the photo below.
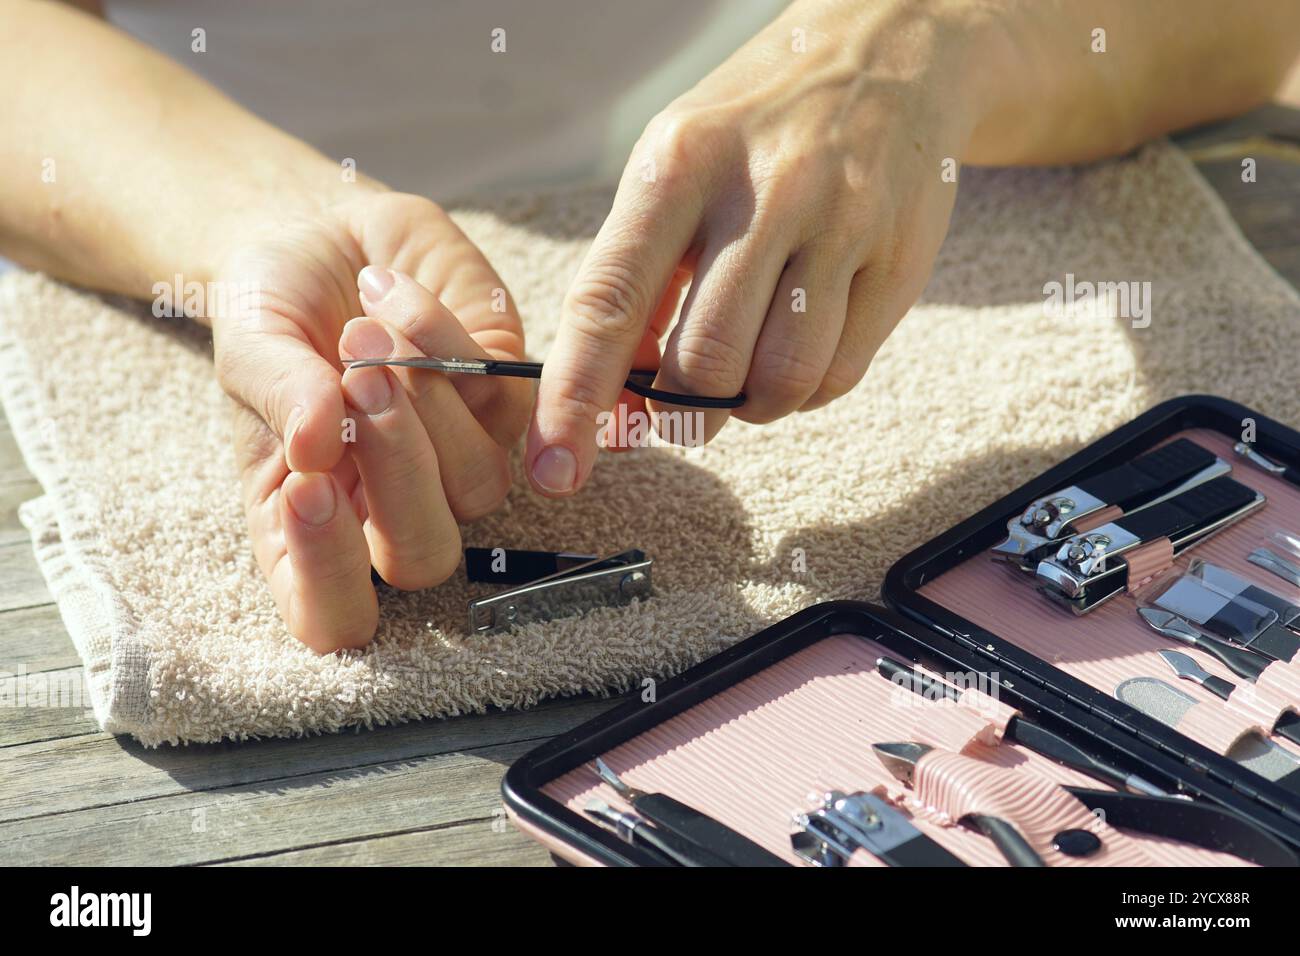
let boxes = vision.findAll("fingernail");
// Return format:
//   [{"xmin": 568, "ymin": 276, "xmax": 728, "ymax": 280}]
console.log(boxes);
[
  {"xmin": 531, "ymin": 445, "xmax": 577, "ymax": 495},
  {"xmin": 284, "ymin": 405, "xmax": 306, "ymax": 471},
  {"xmin": 358, "ymin": 265, "xmax": 395, "ymax": 303},
  {"xmin": 340, "ymin": 317, "xmax": 394, "ymax": 360},
  {"xmin": 285, "ymin": 472, "xmax": 336, "ymax": 527},
  {"xmin": 343, "ymin": 365, "xmax": 394, "ymax": 416}
]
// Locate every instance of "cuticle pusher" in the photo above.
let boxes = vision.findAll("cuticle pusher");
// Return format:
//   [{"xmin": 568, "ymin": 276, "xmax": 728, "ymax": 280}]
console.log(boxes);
[
  {"xmin": 1157, "ymin": 649, "xmax": 1300, "ymax": 748},
  {"xmin": 345, "ymin": 356, "xmax": 746, "ymax": 409}
]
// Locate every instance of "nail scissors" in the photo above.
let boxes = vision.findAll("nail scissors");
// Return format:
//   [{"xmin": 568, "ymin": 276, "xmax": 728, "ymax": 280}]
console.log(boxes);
[{"xmin": 343, "ymin": 356, "xmax": 746, "ymax": 409}]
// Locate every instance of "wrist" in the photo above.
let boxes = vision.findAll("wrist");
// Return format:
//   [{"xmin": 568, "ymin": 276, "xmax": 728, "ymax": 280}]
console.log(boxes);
[
  {"xmin": 205, "ymin": 155, "xmax": 385, "ymax": 275},
  {"xmin": 774, "ymin": 0, "xmax": 1008, "ymax": 162}
]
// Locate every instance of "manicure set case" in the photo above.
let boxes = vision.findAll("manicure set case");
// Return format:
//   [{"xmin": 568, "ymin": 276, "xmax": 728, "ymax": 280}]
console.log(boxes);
[{"xmin": 503, "ymin": 396, "xmax": 1300, "ymax": 866}]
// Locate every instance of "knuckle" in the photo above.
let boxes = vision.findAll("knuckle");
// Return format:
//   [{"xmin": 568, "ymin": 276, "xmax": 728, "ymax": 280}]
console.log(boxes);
[
  {"xmin": 379, "ymin": 527, "xmax": 462, "ymax": 591},
  {"xmin": 566, "ymin": 263, "xmax": 651, "ymax": 342},
  {"xmin": 813, "ymin": 353, "xmax": 872, "ymax": 405},
  {"xmin": 638, "ymin": 109, "xmax": 712, "ymax": 187},
  {"xmin": 748, "ymin": 346, "xmax": 823, "ymax": 406},
  {"xmin": 543, "ymin": 373, "xmax": 611, "ymax": 432},
  {"xmin": 446, "ymin": 450, "xmax": 511, "ymax": 523},
  {"xmin": 671, "ymin": 330, "xmax": 749, "ymax": 390}
]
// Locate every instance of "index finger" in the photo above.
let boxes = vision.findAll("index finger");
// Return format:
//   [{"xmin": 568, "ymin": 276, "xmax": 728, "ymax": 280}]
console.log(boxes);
[{"xmin": 527, "ymin": 171, "xmax": 701, "ymax": 497}]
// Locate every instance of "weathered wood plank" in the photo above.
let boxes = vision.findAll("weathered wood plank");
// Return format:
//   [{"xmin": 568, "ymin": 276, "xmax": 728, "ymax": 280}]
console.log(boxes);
[
  {"xmin": 1174, "ymin": 104, "xmax": 1300, "ymax": 151},
  {"xmin": 0, "ymin": 693, "xmax": 619, "ymax": 822},
  {"xmin": 216, "ymin": 818, "xmax": 553, "ymax": 867},
  {"xmin": 0, "ymin": 604, "xmax": 75, "ymax": 673},
  {"xmin": 0, "ymin": 541, "xmax": 50, "ymax": 611},
  {"xmin": 0, "ymin": 478, "xmax": 41, "ymax": 547},
  {"xmin": 0, "ymin": 704, "xmax": 100, "ymax": 749},
  {"xmin": 0, "ymin": 740, "xmax": 533, "ymax": 866}
]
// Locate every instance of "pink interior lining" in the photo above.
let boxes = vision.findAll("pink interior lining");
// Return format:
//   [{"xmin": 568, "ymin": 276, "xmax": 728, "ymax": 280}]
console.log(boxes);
[
  {"xmin": 918, "ymin": 428, "xmax": 1300, "ymax": 758},
  {"xmin": 541, "ymin": 631, "xmax": 1248, "ymax": 866}
]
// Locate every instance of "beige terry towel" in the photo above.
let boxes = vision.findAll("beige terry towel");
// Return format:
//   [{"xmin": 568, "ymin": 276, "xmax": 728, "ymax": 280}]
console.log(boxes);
[{"xmin": 2, "ymin": 143, "xmax": 1298, "ymax": 746}]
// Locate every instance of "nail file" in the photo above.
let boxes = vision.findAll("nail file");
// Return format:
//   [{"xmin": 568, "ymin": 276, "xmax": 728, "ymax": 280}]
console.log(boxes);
[{"xmin": 1116, "ymin": 677, "xmax": 1300, "ymax": 792}]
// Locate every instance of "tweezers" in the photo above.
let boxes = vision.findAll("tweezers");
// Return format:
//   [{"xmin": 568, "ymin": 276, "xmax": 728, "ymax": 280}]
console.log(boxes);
[{"xmin": 344, "ymin": 357, "xmax": 746, "ymax": 409}]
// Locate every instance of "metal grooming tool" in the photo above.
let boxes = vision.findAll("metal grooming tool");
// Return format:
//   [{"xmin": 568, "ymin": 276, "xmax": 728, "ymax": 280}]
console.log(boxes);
[
  {"xmin": 590, "ymin": 759, "xmax": 787, "ymax": 867},
  {"xmin": 872, "ymin": 742, "xmax": 1047, "ymax": 867},
  {"xmin": 1139, "ymin": 608, "xmax": 1271, "ymax": 682},
  {"xmin": 467, "ymin": 549, "xmax": 652, "ymax": 634},
  {"xmin": 876, "ymin": 656, "xmax": 1167, "ymax": 795},
  {"xmin": 345, "ymin": 355, "xmax": 746, "ymax": 409},
  {"xmin": 1234, "ymin": 442, "xmax": 1300, "ymax": 484},
  {"xmin": 1157, "ymin": 650, "xmax": 1300, "ymax": 747},
  {"xmin": 1249, "ymin": 547, "xmax": 1300, "ymax": 587},
  {"xmin": 1034, "ymin": 476, "xmax": 1264, "ymax": 613},
  {"xmin": 583, "ymin": 800, "xmax": 712, "ymax": 866},
  {"xmin": 790, "ymin": 790, "xmax": 965, "ymax": 867},
  {"xmin": 992, "ymin": 440, "xmax": 1228, "ymax": 569}
]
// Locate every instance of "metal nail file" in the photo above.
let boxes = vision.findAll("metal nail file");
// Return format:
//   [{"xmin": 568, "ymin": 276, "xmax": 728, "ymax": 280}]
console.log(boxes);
[
  {"xmin": 1138, "ymin": 608, "xmax": 1271, "ymax": 682},
  {"xmin": 591, "ymin": 759, "xmax": 788, "ymax": 867},
  {"xmin": 872, "ymin": 742, "xmax": 1047, "ymax": 867},
  {"xmin": 875, "ymin": 657, "xmax": 1166, "ymax": 796},
  {"xmin": 992, "ymin": 439, "xmax": 1228, "ymax": 569},
  {"xmin": 791, "ymin": 790, "xmax": 967, "ymax": 867},
  {"xmin": 1152, "ymin": 576, "xmax": 1300, "ymax": 662},
  {"xmin": 1116, "ymin": 677, "xmax": 1300, "ymax": 796},
  {"xmin": 1158, "ymin": 650, "xmax": 1300, "ymax": 748},
  {"xmin": 1034, "ymin": 476, "xmax": 1264, "ymax": 614},
  {"xmin": 467, "ymin": 549, "xmax": 652, "ymax": 634}
]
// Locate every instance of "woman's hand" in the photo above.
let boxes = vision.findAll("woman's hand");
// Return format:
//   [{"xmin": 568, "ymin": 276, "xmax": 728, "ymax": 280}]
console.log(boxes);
[
  {"xmin": 212, "ymin": 192, "xmax": 530, "ymax": 652},
  {"xmin": 526, "ymin": 0, "xmax": 983, "ymax": 496}
]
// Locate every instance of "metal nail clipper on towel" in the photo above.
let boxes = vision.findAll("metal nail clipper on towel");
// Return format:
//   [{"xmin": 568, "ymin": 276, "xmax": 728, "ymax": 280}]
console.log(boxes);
[
  {"xmin": 463, "ymin": 547, "xmax": 652, "ymax": 634},
  {"xmin": 992, "ymin": 439, "xmax": 1231, "ymax": 570},
  {"xmin": 345, "ymin": 356, "xmax": 746, "ymax": 409}
]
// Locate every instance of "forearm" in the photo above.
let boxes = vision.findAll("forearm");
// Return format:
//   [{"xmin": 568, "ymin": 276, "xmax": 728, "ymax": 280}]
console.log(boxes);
[
  {"xmin": 0, "ymin": 0, "xmax": 366, "ymax": 299},
  {"xmin": 964, "ymin": 0, "xmax": 1300, "ymax": 164},
  {"xmin": 762, "ymin": 0, "xmax": 1300, "ymax": 167}
]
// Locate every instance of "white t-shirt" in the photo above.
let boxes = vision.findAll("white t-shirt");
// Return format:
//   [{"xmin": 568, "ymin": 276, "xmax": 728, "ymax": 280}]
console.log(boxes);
[{"xmin": 105, "ymin": 0, "xmax": 786, "ymax": 199}]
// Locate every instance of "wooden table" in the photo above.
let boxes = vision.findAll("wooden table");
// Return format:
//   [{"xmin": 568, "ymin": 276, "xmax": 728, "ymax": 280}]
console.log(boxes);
[{"xmin": 3, "ymin": 106, "xmax": 1299, "ymax": 866}]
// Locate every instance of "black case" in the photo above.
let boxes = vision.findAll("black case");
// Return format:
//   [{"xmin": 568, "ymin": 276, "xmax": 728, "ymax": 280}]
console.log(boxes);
[{"xmin": 502, "ymin": 396, "xmax": 1300, "ymax": 864}]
